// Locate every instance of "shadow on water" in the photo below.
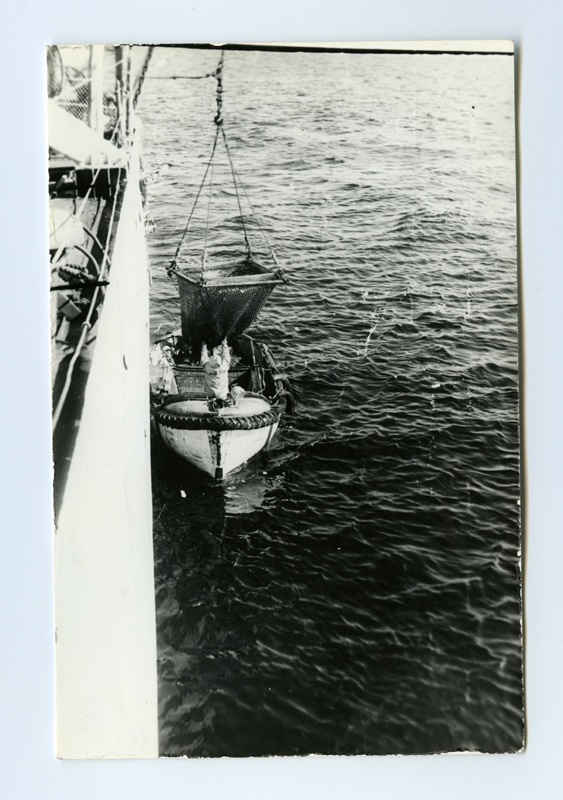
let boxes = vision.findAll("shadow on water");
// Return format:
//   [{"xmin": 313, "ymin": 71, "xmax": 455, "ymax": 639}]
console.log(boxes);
[{"xmin": 151, "ymin": 432, "xmax": 296, "ymax": 756}]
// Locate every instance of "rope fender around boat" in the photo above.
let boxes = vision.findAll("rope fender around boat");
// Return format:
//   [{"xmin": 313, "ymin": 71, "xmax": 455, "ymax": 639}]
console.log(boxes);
[{"xmin": 154, "ymin": 403, "xmax": 281, "ymax": 432}]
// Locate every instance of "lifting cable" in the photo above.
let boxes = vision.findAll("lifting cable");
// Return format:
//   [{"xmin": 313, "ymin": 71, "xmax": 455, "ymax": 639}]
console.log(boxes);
[
  {"xmin": 168, "ymin": 126, "xmax": 220, "ymax": 272},
  {"xmin": 169, "ymin": 51, "xmax": 280, "ymax": 274},
  {"xmin": 219, "ymin": 125, "xmax": 251, "ymax": 258},
  {"xmin": 201, "ymin": 138, "xmax": 216, "ymax": 268},
  {"xmin": 227, "ymin": 155, "xmax": 281, "ymax": 268}
]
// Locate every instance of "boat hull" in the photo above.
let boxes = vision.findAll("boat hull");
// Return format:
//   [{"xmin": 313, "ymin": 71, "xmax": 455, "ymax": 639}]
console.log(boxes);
[
  {"xmin": 155, "ymin": 394, "xmax": 280, "ymax": 478},
  {"xmin": 158, "ymin": 420, "xmax": 279, "ymax": 478}
]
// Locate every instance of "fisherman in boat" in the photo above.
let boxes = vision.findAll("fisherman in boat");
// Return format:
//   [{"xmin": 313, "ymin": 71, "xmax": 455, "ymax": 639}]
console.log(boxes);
[{"xmin": 201, "ymin": 340, "xmax": 232, "ymax": 409}]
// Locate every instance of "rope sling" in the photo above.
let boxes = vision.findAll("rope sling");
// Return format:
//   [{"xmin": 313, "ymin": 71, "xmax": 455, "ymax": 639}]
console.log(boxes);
[{"xmin": 167, "ymin": 52, "xmax": 286, "ymax": 354}]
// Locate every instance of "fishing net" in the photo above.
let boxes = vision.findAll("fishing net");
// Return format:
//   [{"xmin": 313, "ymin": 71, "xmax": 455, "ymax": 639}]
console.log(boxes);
[
  {"xmin": 175, "ymin": 256, "xmax": 285, "ymax": 351},
  {"xmin": 169, "ymin": 53, "xmax": 287, "ymax": 356}
]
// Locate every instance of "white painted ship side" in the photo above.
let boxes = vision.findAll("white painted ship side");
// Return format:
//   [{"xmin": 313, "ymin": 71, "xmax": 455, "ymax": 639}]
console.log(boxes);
[{"xmin": 54, "ymin": 136, "xmax": 158, "ymax": 759}]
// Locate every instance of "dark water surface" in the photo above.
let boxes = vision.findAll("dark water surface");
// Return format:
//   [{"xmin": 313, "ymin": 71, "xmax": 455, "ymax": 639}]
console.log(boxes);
[{"xmin": 138, "ymin": 48, "xmax": 522, "ymax": 756}]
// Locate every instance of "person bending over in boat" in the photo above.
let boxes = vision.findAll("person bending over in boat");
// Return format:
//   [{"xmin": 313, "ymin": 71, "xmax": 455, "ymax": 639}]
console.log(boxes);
[{"xmin": 201, "ymin": 340, "xmax": 232, "ymax": 410}]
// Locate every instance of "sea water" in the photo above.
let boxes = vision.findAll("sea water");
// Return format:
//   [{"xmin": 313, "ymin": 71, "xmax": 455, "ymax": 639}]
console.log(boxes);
[{"xmin": 138, "ymin": 47, "xmax": 522, "ymax": 756}]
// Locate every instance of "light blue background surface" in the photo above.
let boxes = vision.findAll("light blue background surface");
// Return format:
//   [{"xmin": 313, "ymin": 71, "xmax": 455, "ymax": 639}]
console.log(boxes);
[{"xmin": 0, "ymin": 1, "xmax": 561, "ymax": 797}]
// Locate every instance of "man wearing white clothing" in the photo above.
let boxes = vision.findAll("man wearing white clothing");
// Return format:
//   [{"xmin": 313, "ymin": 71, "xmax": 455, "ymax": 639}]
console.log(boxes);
[{"xmin": 201, "ymin": 340, "xmax": 231, "ymax": 407}]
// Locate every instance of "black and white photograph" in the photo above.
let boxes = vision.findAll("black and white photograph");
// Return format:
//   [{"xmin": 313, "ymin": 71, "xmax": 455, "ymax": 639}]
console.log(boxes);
[{"xmin": 48, "ymin": 42, "xmax": 522, "ymax": 759}]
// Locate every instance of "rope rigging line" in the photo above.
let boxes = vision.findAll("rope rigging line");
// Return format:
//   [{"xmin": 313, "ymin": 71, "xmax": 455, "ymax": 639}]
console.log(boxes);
[
  {"xmin": 168, "ymin": 125, "xmax": 220, "ymax": 272},
  {"xmin": 133, "ymin": 45, "xmax": 155, "ymax": 107},
  {"xmin": 201, "ymin": 144, "xmax": 215, "ymax": 270},
  {"xmin": 219, "ymin": 126, "xmax": 252, "ymax": 257},
  {"xmin": 169, "ymin": 50, "xmax": 281, "ymax": 271},
  {"xmin": 147, "ymin": 72, "xmax": 218, "ymax": 80},
  {"xmin": 225, "ymin": 147, "xmax": 280, "ymax": 266},
  {"xmin": 52, "ymin": 183, "xmax": 121, "ymax": 430},
  {"xmin": 212, "ymin": 50, "xmax": 251, "ymax": 255}
]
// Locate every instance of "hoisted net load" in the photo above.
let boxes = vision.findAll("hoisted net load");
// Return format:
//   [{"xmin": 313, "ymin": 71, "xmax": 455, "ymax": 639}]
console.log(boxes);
[
  {"xmin": 175, "ymin": 255, "xmax": 285, "ymax": 350},
  {"xmin": 168, "ymin": 52, "xmax": 287, "ymax": 353}
]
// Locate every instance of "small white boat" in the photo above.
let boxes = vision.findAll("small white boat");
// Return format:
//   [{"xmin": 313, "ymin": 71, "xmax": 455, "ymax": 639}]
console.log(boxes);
[{"xmin": 150, "ymin": 332, "xmax": 294, "ymax": 479}]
